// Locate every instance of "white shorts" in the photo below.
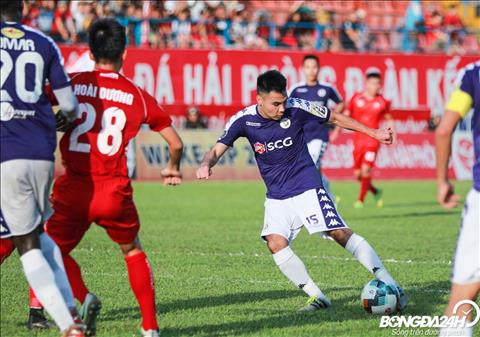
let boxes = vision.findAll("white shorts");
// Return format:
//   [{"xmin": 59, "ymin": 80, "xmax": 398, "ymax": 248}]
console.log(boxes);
[
  {"xmin": 452, "ymin": 189, "xmax": 480, "ymax": 284},
  {"xmin": 0, "ymin": 160, "xmax": 54, "ymax": 238},
  {"xmin": 261, "ymin": 188, "xmax": 348, "ymax": 242},
  {"xmin": 307, "ymin": 139, "xmax": 328, "ymax": 169}
]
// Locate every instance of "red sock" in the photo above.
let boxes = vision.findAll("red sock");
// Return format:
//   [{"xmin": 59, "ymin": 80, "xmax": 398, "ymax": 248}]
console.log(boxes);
[
  {"xmin": 369, "ymin": 181, "xmax": 377, "ymax": 194},
  {"xmin": 29, "ymin": 288, "xmax": 43, "ymax": 309},
  {"xmin": 63, "ymin": 254, "xmax": 89, "ymax": 303},
  {"xmin": 359, "ymin": 176, "xmax": 371, "ymax": 202},
  {"xmin": 0, "ymin": 238, "xmax": 15, "ymax": 264},
  {"xmin": 125, "ymin": 252, "xmax": 158, "ymax": 331}
]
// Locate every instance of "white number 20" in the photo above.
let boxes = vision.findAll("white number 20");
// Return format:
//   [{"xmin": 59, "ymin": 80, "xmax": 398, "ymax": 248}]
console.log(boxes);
[
  {"xmin": 0, "ymin": 50, "xmax": 44, "ymax": 103},
  {"xmin": 69, "ymin": 102, "xmax": 126, "ymax": 156}
]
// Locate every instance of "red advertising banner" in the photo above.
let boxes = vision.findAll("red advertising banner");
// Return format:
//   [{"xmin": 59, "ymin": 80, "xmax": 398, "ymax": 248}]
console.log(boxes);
[
  {"xmin": 57, "ymin": 47, "xmax": 475, "ymax": 181},
  {"xmin": 61, "ymin": 47, "xmax": 478, "ymax": 126}
]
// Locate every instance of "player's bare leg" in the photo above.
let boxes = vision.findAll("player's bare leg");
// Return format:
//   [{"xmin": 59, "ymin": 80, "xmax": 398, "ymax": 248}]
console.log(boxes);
[
  {"xmin": 439, "ymin": 283, "xmax": 480, "ymax": 337},
  {"xmin": 329, "ymin": 228, "xmax": 407, "ymax": 309},
  {"xmin": 119, "ymin": 238, "xmax": 159, "ymax": 337},
  {"xmin": 265, "ymin": 234, "xmax": 331, "ymax": 311}
]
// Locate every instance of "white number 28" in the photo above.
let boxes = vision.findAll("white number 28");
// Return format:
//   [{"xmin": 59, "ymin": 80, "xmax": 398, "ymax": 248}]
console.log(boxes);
[{"xmin": 69, "ymin": 102, "xmax": 126, "ymax": 156}]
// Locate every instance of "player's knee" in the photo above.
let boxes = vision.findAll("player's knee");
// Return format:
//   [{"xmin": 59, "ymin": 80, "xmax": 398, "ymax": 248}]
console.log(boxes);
[
  {"xmin": 361, "ymin": 166, "xmax": 371, "ymax": 177},
  {"xmin": 120, "ymin": 242, "xmax": 142, "ymax": 256},
  {"xmin": 265, "ymin": 235, "xmax": 288, "ymax": 254},
  {"xmin": 329, "ymin": 229, "xmax": 353, "ymax": 247},
  {"xmin": 354, "ymin": 170, "xmax": 361, "ymax": 180},
  {"xmin": 11, "ymin": 229, "xmax": 41, "ymax": 256}
]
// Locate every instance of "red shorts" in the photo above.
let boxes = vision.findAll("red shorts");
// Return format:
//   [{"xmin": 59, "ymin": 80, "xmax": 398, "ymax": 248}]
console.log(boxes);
[
  {"xmin": 353, "ymin": 145, "xmax": 379, "ymax": 170},
  {"xmin": 46, "ymin": 175, "xmax": 140, "ymax": 255}
]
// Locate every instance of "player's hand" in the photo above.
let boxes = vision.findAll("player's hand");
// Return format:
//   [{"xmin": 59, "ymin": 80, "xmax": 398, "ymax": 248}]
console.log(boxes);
[
  {"xmin": 55, "ymin": 111, "xmax": 73, "ymax": 132},
  {"xmin": 373, "ymin": 128, "xmax": 395, "ymax": 145},
  {"xmin": 160, "ymin": 168, "xmax": 182, "ymax": 186},
  {"xmin": 437, "ymin": 181, "xmax": 460, "ymax": 209},
  {"xmin": 196, "ymin": 164, "xmax": 212, "ymax": 180}
]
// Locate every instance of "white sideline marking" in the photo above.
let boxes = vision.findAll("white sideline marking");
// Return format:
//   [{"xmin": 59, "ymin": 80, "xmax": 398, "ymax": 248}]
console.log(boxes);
[
  {"xmin": 185, "ymin": 251, "xmax": 452, "ymax": 266},
  {"xmin": 81, "ymin": 271, "xmax": 449, "ymax": 294},
  {"xmin": 74, "ymin": 247, "xmax": 453, "ymax": 265}
]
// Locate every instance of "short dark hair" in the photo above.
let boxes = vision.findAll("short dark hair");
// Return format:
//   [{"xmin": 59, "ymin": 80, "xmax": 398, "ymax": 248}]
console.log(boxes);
[
  {"xmin": 366, "ymin": 73, "xmax": 381, "ymax": 80},
  {"xmin": 2, "ymin": 1, "xmax": 23, "ymax": 21},
  {"xmin": 257, "ymin": 70, "xmax": 287, "ymax": 95},
  {"xmin": 303, "ymin": 54, "xmax": 319, "ymax": 66},
  {"xmin": 88, "ymin": 18, "xmax": 126, "ymax": 62}
]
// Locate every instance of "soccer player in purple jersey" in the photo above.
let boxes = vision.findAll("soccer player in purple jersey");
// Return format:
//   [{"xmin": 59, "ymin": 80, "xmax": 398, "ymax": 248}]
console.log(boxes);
[
  {"xmin": 196, "ymin": 70, "xmax": 407, "ymax": 311},
  {"xmin": 436, "ymin": 61, "xmax": 480, "ymax": 337},
  {"xmin": 289, "ymin": 54, "xmax": 345, "ymax": 200},
  {"xmin": 1, "ymin": 2, "xmax": 84, "ymax": 336}
]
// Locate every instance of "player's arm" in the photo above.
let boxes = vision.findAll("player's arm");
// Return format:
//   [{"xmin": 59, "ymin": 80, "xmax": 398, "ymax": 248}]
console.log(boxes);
[
  {"xmin": 328, "ymin": 101, "xmax": 345, "ymax": 142},
  {"xmin": 329, "ymin": 111, "xmax": 395, "ymax": 145},
  {"xmin": 196, "ymin": 143, "xmax": 229, "ymax": 179},
  {"xmin": 383, "ymin": 99, "xmax": 396, "ymax": 143},
  {"xmin": 197, "ymin": 112, "xmax": 243, "ymax": 179},
  {"xmin": 159, "ymin": 126, "xmax": 183, "ymax": 186},
  {"xmin": 46, "ymin": 40, "xmax": 78, "ymax": 122},
  {"xmin": 141, "ymin": 88, "xmax": 183, "ymax": 185},
  {"xmin": 435, "ymin": 86, "xmax": 472, "ymax": 208}
]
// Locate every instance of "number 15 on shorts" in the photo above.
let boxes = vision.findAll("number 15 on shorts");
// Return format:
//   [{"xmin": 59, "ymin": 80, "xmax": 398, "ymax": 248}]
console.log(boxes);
[{"xmin": 305, "ymin": 214, "xmax": 319, "ymax": 225}]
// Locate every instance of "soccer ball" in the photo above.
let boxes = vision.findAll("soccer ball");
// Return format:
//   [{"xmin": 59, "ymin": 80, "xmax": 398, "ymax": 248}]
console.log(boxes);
[{"xmin": 361, "ymin": 279, "xmax": 400, "ymax": 315}]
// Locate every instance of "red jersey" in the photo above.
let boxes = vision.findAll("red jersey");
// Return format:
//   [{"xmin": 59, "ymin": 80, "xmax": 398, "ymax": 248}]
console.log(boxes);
[
  {"xmin": 60, "ymin": 69, "xmax": 171, "ymax": 177},
  {"xmin": 348, "ymin": 92, "xmax": 390, "ymax": 148}
]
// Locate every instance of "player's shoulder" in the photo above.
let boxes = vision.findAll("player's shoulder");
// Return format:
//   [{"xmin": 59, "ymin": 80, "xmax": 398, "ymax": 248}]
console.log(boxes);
[
  {"xmin": 455, "ymin": 60, "xmax": 480, "ymax": 85},
  {"xmin": 318, "ymin": 81, "xmax": 342, "ymax": 98},
  {"xmin": 288, "ymin": 81, "xmax": 307, "ymax": 94},
  {"xmin": 349, "ymin": 92, "xmax": 362, "ymax": 101},
  {"xmin": 317, "ymin": 80, "xmax": 337, "ymax": 91},
  {"xmin": 225, "ymin": 105, "xmax": 257, "ymax": 129},
  {"xmin": 17, "ymin": 24, "xmax": 57, "ymax": 48},
  {"xmin": 376, "ymin": 94, "xmax": 390, "ymax": 104}
]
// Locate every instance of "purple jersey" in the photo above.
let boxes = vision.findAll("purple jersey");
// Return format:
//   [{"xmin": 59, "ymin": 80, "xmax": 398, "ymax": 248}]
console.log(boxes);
[
  {"xmin": 1, "ymin": 22, "xmax": 71, "ymax": 163},
  {"xmin": 289, "ymin": 81, "xmax": 342, "ymax": 143},
  {"xmin": 445, "ymin": 61, "xmax": 480, "ymax": 191},
  {"xmin": 218, "ymin": 98, "xmax": 330, "ymax": 199}
]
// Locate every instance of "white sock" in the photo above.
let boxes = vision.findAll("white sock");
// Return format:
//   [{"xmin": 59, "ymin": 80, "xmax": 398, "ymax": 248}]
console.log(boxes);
[
  {"xmin": 345, "ymin": 233, "xmax": 397, "ymax": 286},
  {"xmin": 273, "ymin": 246, "xmax": 327, "ymax": 299},
  {"xmin": 20, "ymin": 249, "xmax": 73, "ymax": 331},
  {"xmin": 439, "ymin": 325, "xmax": 473, "ymax": 337},
  {"xmin": 40, "ymin": 233, "xmax": 75, "ymax": 309}
]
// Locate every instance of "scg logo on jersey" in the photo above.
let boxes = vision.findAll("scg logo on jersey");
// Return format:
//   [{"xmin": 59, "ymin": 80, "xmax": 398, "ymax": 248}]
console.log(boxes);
[{"xmin": 254, "ymin": 137, "xmax": 293, "ymax": 154}]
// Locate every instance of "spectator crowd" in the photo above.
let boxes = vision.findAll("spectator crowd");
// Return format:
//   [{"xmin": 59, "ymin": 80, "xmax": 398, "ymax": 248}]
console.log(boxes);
[{"xmin": 21, "ymin": 0, "xmax": 479, "ymax": 54}]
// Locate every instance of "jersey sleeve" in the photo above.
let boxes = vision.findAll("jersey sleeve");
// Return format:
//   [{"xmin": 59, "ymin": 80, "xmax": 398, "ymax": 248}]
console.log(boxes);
[
  {"xmin": 46, "ymin": 38, "xmax": 71, "ymax": 90},
  {"xmin": 286, "ymin": 97, "xmax": 330, "ymax": 125},
  {"xmin": 141, "ymin": 89, "xmax": 172, "ymax": 131},
  {"xmin": 328, "ymin": 86, "xmax": 343, "ymax": 104},
  {"xmin": 445, "ymin": 70, "xmax": 474, "ymax": 118},
  {"xmin": 217, "ymin": 114, "xmax": 244, "ymax": 147}
]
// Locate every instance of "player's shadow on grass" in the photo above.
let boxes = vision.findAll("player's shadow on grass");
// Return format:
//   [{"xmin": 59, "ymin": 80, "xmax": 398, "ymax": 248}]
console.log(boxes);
[
  {"xmin": 103, "ymin": 288, "xmax": 369, "ymax": 336},
  {"xmin": 103, "ymin": 289, "xmax": 302, "ymax": 321},
  {"xmin": 351, "ymin": 209, "xmax": 461, "ymax": 221},
  {"xmin": 403, "ymin": 280, "xmax": 451, "ymax": 316}
]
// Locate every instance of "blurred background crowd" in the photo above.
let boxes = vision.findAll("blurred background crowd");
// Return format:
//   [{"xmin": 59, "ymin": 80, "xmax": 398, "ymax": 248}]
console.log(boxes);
[{"xmin": 21, "ymin": 0, "xmax": 480, "ymax": 54}]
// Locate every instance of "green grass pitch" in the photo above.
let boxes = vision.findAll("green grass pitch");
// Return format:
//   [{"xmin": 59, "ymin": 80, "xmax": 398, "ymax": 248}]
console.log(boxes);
[{"xmin": 1, "ymin": 180, "xmax": 477, "ymax": 337}]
